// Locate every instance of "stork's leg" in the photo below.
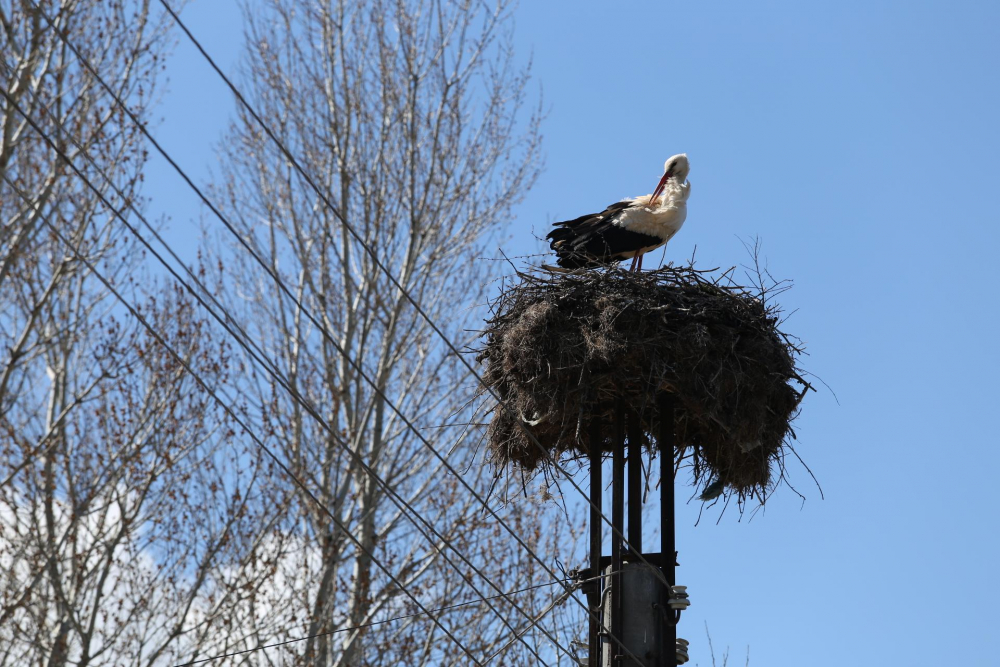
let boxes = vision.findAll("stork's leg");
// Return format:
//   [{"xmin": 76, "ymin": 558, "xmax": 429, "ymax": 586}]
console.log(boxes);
[
  {"xmin": 637, "ymin": 253, "xmax": 644, "ymax": 272},
  {"xmin": 629, "ymin": 254, "xmax": 639, "ymax": 272}
]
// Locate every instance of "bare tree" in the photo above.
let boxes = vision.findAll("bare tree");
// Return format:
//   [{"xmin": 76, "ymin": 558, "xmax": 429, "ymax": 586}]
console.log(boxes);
[
  {"xmin": 0, "ymin": 3, "xmax": 278, "ymax": 665},
  {"xmin": 2, "ymin": 0, "xmax": 589, "ymax": 664},
  {"xmin": 202, "ymin": 0, "xmax": 593, "ymax": 665}
]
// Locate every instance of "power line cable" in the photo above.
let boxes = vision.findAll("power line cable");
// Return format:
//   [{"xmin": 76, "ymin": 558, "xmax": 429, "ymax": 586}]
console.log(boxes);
[
  {"xmin": 26, "ymin": 0, "xmax": 595, "ymax": 602},
  {"xmin": 171, "ymin": 576, "xmax": 579, "ymax": 666},
  {"xmin": 0, "ymin": 82, "xmax": 572, "ymax": 667},
  {"xmin": 32, "ymin": 1, "xmax": 656, "ymax": 592},
  {"xmin": 483, "ymin": 579, "xmax": 582, "ymax": 666},
  {"xmin": 32, "ymin": 2, "xmax": 620, "ymax": 602},
  {"xmin": 0, "ymin": 59, "xmax": 281, "ymax": 391},
  {"xmin": 153, "ymin": 0, "xmax": 671, "ymax": 588},
  {"xmin": 0, "ymin": 93, "xmax": 573, "ymax": 667},
  {"xmin": 23, "ymin": 4, "xmax": 652, "ymax": 660},
  {"xmin": 1, "ymin": 115, "xmax": 562, "ymax": 667},
  {"xmin": 1, "ymin": 176, "xmax": 486, "ymax": 667}
]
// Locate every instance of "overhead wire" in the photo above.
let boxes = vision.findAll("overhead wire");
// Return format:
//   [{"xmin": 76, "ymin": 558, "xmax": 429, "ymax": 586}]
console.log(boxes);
[
  {"xmin": 25, "ymin": 2, "xmax": 654, "ymax": 590},
  {"xmin": 22, "ymin": 3, "xmax": 651, "ymax": 661},
  {"xmin": 483, "ymin": 580, "xmax": 584, "ymax": 666},
  {"xmin": 170, "ymin": 576, "xmax": 578, "ymax": 667},
  {"xmin": 153, "ymin": 0, "xmax": 672, "ymax": 588},
  {"xmin": 0, "ymin": 62, "xmax": 573, "ymax": 663},
  {"xmin": 2, "ymin": 173, "xmax": 488, "ymax": 667},
  {"xmin": 0, "ymin": 94, "xmax": 564, "ymax": 667}
]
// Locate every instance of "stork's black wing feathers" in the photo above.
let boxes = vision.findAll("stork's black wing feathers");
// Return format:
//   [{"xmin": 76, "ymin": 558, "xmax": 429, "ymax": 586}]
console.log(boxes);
[
  {"xmin": 546, "ymin": 200, "xmax": 662, "ymax": 268},
  {"xmin": 553, "ymin": 200, "xmax": 632, "ymax": 231}
]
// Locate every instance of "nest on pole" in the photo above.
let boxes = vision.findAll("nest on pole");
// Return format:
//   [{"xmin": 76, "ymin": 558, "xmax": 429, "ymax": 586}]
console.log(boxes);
[{"xmin": 476, "ymin": 263, "xmax": 811, "ymax": 501}]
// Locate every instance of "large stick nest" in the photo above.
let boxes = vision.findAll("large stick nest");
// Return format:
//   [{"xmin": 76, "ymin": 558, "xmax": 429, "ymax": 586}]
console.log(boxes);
[{"xmin": 476, "ymin": 263, "xmax": 811, "ymax": 501}]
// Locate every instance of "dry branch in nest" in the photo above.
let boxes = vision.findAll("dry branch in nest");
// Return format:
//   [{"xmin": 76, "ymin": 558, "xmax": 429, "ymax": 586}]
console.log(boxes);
[{"xmin": 476, "ymin": 263, "xmax": 811, "ymax": 502}]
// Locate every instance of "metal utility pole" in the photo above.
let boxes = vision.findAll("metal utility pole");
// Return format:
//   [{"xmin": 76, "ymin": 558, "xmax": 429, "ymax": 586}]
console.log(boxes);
[
  {"xmin": 584, "ymin": 394, "xmax": 685, "ymax": 667},
  {"xmin": 659, "ymin": 393, "xmax": 678, "ymax": 666},
  {"xmin": 587, "ymin": 420, "xmax": 603, "ymax": 665}
]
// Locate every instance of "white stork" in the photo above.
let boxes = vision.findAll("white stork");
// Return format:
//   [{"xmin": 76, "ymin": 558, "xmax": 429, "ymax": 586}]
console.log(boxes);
[{"xmin": 546, "ymin": 154, "xmax": 691, "ymax": 271}]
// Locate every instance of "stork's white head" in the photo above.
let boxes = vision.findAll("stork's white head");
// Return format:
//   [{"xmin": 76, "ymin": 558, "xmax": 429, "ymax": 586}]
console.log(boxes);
[
  {"xmin": 650, "ymin": 153, "xmax": 690, "ymax": 204},
  {"xmin": 664, "ymin": 153, "xmax": 690, "ymax": 183}
]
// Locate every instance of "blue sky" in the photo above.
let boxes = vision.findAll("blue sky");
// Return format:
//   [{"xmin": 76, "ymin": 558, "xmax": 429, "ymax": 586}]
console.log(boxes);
[{"xmin": 144, "ymin": 1, "xmax": 1000, "ymax": 664}]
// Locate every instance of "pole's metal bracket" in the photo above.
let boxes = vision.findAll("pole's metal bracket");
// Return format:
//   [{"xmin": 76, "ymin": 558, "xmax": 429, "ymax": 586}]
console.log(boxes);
[{"xmin": 570, "ymin": 567, "xmax": 601, "ymax": 597}]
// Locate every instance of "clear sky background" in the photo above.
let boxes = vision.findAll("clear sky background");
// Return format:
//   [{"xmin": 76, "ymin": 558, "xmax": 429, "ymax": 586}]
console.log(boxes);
[{"xmin": 143, "ymin": 1, "xmax": 1000, "ymax": 665}]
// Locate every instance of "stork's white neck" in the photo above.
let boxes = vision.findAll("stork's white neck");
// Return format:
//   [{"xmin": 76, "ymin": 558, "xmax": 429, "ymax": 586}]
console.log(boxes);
[
  {"xmin": 615, "ymin": 179, "xmax": 690, "ymax": 241},
  {"xmin": 650, "ymin": 179, "xmax": 690, "ymax": 210}
]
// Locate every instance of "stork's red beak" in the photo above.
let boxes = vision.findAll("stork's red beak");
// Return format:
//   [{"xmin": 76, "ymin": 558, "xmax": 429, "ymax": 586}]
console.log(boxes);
[{"xmin": 649, "ymin": 169, "xmax": 673, "ymax": 206}]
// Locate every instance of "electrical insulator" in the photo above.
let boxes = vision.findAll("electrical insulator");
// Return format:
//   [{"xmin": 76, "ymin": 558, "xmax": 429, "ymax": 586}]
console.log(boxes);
[
  {"xmin": 676, "ymin": 638, "xmax": 690, "ymax": 665},
  {"xmin": 668, "ymin": 585, "xmax": 690, "ymax": 610}
]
